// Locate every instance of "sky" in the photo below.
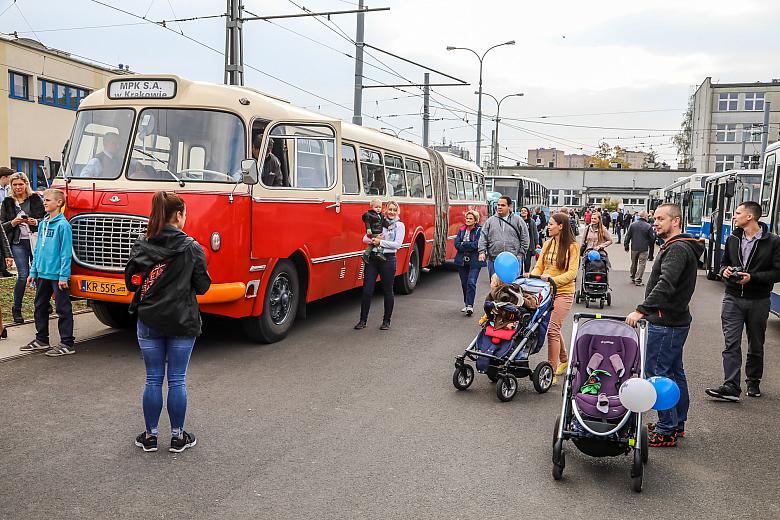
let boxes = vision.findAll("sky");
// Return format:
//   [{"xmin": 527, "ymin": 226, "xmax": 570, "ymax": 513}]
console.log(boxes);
[{"xmin": 3, "ymin": 0, "xmax": 780, "ymax": 166}]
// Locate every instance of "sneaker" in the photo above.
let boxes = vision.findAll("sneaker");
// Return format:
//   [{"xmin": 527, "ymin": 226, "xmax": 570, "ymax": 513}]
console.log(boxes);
[
  {"xmin": 353, "ymin": 321, "xmax": 367, "ymax": 330},
  {"xmin": 12, "ymin": 310, "xmax": 23, "ymax": 324},
  {"xmin": 648, "ymin": 430, "xmax": 677, "ymax": 447},
  {"xmin": 465, "ymin": 306, "xmax": 473, "ymax": 317},
  {"xmin": 169, "ymin": 431, "xmax": 197, "ymax": 453},
  {"xmin": 648, "ymin": 422, "xmax": 685, "ymax": 439},
  {"xmin": 746, "ymin": 381, "xmax": 761, "ymax": 397},
  {"xmin": 135, "ymin": 432, "xmax": 158, "ymax": 452},
  {"xmin": 705, "ymin": 384, "xmax": 740, "ymax": 402},
  {"xmin": 0, "ymin": 270, "xmax": 14, "ymax": 278},
  {"xmin": 20, "ymin": 339, "xmax": 50, "ymax": 352},
  {"xmin": 461, "ymin": 306, "xmax": 468, "ymax": 313},
  {"xmin": 380, "ymin": 320, "xmax": 391, "ymax": 330},
  {"xmin": 635, "ymin": 280, "xmax": 644, "ymax": 286},
  {"xmin": 44, "ymin": 344, "xmax": 76, "ymax": 357},
  {"xmin": 552, "ymin": 375, "xmax": 558, "ymax": 385},
  {"xmin": 555, "ymin": 361, "xmax": 568, "ymax": 376}
]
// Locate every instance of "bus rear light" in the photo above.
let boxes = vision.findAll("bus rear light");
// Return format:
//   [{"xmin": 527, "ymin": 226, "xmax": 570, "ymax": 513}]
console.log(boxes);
[{"xmin": 210, "ymin": 232, "xmax": 221, "ymax": 252}]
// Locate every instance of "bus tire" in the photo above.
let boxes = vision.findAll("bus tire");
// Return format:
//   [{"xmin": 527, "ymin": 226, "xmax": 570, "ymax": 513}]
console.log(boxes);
[
  {"xmin": 243, "ymin": 259, "xmax": 299, "ymax": 343},
  {"xmin": 91, "ymin": 301, "xmax": 135, "ymax": 329},
  {"xmin": 395, "ymin": 243, "xmax": 420, "ymax": 295}
]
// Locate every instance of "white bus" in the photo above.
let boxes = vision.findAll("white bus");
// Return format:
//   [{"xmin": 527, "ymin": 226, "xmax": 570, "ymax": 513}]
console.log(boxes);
[
  {"xmin": 758, "ymin": 141, "xmax": 780, "ymax": 315},
  {"xmin": 661, "ymin": 173, "xmax": 709, "ymax": 237}
]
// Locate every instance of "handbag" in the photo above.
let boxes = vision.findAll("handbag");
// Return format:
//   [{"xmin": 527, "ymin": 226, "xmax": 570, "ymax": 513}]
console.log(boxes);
[{"xmin": 580, "ymin": 226, "xmax": 591, "ymax": 256}]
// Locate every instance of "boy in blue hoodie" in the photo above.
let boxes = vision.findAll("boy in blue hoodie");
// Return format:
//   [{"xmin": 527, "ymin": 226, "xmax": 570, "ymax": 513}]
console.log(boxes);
[{"xmin": 21, "ymin": 188, "xmax": 75, "ymax": 356}]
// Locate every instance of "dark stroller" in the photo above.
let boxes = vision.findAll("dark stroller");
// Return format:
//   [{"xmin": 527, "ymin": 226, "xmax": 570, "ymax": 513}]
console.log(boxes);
[
  {"xmin": 575, "ymin": 249, "xmax": 611, "ymax": 308},
  {"xmin": 552, "ymin": 314, "xmax": 649, "ymax": 492},
  {"xmin": 452, "ymin": 277, "xmax": 555, "ymax": 402}
]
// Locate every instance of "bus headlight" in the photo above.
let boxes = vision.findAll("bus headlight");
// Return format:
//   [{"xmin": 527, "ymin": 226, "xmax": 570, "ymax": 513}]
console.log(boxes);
[{"xmin": 210, "ymin": 232, "xmax": 221, "ymax": 252}]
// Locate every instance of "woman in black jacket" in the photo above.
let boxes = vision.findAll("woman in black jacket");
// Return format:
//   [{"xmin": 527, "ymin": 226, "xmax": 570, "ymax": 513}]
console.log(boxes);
[
  {"xmin": 1, "ymin": 172, "xmax": 45, "ymax": 323},
  {"xmin": 0, "ymin": 224, "xmax": 13, "ymax": 338},
  {"xmin": 519, "ymin": 206, "xmax": 540, "ymax": 272},
  {"xmin": 125, "ymin": 191, "xmax": 211, "ymax": 453}
]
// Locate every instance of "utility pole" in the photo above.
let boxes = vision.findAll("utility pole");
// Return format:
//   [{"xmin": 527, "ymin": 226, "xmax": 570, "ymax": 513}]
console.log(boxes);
[
  {"xmin": 761, "ymin": 101, "xmax": 771, "ymax": 164},
  {"xmin": 224, "ymin": 0, "xmax": 244, "ymax": 85},
  {"xmin": 422, "ymin": 73, "xmax": 430, "ymax": 147},
  {"xmin": 352, "ymin": 0, "xmax": 366, "ymax": 125},
  {"xmin": 494, "ymin": 116, "xmax": 500, "ymax": 175}
]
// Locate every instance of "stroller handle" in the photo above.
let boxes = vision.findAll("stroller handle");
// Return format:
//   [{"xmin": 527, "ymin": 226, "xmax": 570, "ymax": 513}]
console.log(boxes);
[
  {"xmin": 525, "ymin": 273, "xmax": 557, "ymax": 300},
  {"xmin": 573, "ymin": 312, "xmax": 647, "ymax": 326}
]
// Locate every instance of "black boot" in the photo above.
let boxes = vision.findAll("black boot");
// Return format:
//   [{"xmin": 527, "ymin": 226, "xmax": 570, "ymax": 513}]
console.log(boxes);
[
  {"xmin": 12, "ymin": 309, "xmax": 23, "ymax": 324},
  {"xmin": 380, "ymin": 319, "xmax": 390, "ymax": 330},
  {"xmin": 353, "ymin": 320, "xmax": 367, "ymax": 330}
]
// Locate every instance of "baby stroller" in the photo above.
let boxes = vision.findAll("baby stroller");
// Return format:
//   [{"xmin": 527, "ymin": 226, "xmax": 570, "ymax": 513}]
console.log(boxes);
[
  {"xmin": 575, "ymin": 249, "xmax": 611, "ymax": 308},
  {"xmin": 452, "ymin": 276, "xmax": 556, "ymax": 402},
  {"xmin": 552, "ymin": 314, "xmax": 649, "ymax": 492}
]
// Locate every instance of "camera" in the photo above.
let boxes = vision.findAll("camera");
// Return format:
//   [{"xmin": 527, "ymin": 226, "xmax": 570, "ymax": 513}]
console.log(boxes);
[{"xmin": 727, "ymin": 267, "xmax": 746, "ymax": 282}]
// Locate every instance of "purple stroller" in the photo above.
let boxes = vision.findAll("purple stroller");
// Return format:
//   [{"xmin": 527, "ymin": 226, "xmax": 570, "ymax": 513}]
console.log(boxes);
[{"xmin": 552, "ymin": 313, "xmax": 649, "ymax": 493}]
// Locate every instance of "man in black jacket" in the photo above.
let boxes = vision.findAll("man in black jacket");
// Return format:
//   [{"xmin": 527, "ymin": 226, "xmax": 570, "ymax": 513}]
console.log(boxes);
[
  {"xmin": 624, "ymin": 210, "xmax": 655, "ymax": 286},
  {"xmin": 705, "ymin": 201, "xmax": 780, "ymax": 401},
  {"xmin": 626, "ymin": 203, "xmax": 704, "ymax": 447}
]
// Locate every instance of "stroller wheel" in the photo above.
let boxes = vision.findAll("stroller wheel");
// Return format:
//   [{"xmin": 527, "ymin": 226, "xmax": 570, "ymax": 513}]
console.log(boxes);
[
  {"xmin": 599, "ymin": 299, "xmax": 604, "ymax": 309},
  {"xmin": 452, "ymin": 365, "xmax": 475, "ymax": 390},
  {"xmin": 552, "ymin": 422, "xmax": 565, "ymax": 481},
  {"xmin": 495, "ymin": 374, "xmax": 518, "ymax": 402},
  {"xmin": 641, "ymin": 425, "xmax": 649, "ymax": 465},
  {"xmin": 532, "ymin": 362, "xmax": 554, "ymax": 393},
  {"xmin": 575, "ymin": 291, "xmax": 581, "ymax": 304},
  {"xmin": 585, "ymin": 299, "xmax": 590, "ymax": 308},
  {"xmin": 631, "ymin": 448, "xmax": 644, "ymax": 492},
  {"xmin": 606, "ymin": 292, "xmax": 612, "ymax": 306}
]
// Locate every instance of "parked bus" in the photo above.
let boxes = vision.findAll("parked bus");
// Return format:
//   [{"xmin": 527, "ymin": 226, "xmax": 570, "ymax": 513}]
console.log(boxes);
[
  {"xmin": 758, "ymin": 140, "xmax": 780, "ymax": 314},
  {"xmin": 661, "ymin": 173, "xmax": 708, "ymax": 237},
  {"xmin": 484, "ymin": 174, "xmax": 549, "ymax": 217},
  {"xmin": 52, "ymin": 75, "xmax": 486, "ymax": 343},
  {"xmin": 645, "ymin": 189, "xmax": 662, "ymax": 213},
  {"xmin": 702, "ymin": 169, "xmax": 762, "ymax": 279}
]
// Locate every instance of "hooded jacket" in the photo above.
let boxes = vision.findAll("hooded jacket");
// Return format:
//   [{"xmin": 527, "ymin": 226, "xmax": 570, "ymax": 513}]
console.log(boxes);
[
  {"xmin": 719, "ymin": 222, "xmax": 780, "ymax": 300},
  {"xmin": 636, "ymin": 233, "xmax": 704, "ymax": 327},
  {"xmin": 125, "ymin": 224, "xmax": 211, "ymax": 337},
  {"xmin": 29, "ymin": 212, "xmax": 72, "ymax": 282}
]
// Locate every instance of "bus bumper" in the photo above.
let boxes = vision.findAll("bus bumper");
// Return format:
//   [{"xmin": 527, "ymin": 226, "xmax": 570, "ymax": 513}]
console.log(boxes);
[{"xmin": 70, "ymin": 275, "xmax": 246, "ymax": 305}]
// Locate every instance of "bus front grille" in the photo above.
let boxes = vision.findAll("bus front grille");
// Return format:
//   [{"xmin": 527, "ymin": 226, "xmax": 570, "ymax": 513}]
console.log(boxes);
[{"xmin": 71, "ymin": 214, "xmax": 148, "ymax": 272}]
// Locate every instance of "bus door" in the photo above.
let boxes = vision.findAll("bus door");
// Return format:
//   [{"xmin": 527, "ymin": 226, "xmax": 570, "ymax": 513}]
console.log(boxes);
[
  {"xmin": 708, "ymin": 181, "xmax": 728, "ymax": 277},
  {"xmin": 251, "ymin": 123, "xmax": 344, "ymax": 301}
]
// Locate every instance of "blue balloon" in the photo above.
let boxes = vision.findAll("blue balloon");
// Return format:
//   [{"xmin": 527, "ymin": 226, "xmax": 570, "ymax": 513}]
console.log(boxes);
[
  {"xmin": 494, "ymin": 251, "xmax": 520, "ymax": 283},
  {"xmin": 587, "ymin": 250, "xmax": 601, "ymax": 262},
  {"xmin": 648, "ymin": 376, "xmax": 680, "ymax": 411}
]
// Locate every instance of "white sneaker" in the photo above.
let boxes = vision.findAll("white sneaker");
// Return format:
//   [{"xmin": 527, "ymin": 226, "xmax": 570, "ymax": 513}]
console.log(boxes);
[
  {"xmin": 465, "ymin": 306, "xmax": 474, "ymax": 316},
  {"xmin": 461, "ymin": 306, "xmax": 468, "ymax": 313}
]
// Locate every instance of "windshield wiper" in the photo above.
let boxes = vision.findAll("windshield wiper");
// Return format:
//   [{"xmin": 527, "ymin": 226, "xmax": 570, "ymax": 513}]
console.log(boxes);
[{"xmin": 132, "ymin": 148, "xmax": 185, "ymax": 187}]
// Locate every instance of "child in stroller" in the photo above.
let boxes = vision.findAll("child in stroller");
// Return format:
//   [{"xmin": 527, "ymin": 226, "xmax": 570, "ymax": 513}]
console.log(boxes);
[
  {"xmin": 452, "ymin": 275, "xmax": 556, "ymax": 402},
  {"xmin": 576, "ymin": 248, "xmax": 611, "ymax": 308}
]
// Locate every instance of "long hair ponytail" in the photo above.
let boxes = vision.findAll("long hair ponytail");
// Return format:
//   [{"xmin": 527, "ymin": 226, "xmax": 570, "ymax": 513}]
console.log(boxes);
[
  {"xmin": 550, "ymin": 212, "xmax": 575, "ymax": 271},
  {"xmin": 146, "ymin": 191, "xmax": 185, "ymax": 239}
]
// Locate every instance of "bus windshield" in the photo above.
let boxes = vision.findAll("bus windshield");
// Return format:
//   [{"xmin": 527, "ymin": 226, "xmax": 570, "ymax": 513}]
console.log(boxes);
[
  {"xmin": 127, "ymin": 109, "xmax": 245, "ymax": 183},
  {"xmin": 688, "ymin": 190, "xmax": 704, "ymax": 225},
  {"xmin": 63, "ymin": 109, "xmax": 135, "ymax": 179}
]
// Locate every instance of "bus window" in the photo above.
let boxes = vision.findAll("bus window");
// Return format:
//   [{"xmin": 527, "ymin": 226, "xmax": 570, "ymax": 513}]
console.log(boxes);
[
  {"xmin": 761, "ymin": 152, "xmax": 776, "ymax": 215},
  {"xmin": 361, "ymin": 149, "xmax": 385, "ymax": 196},
  {"xmin": 464, "ymin": 172, "xmax": 475, "ymax": 200},
  {"xmin": 447, "ymin": 168, "xmax": 457, "ymax": 199},
  {"xmin": 63, "ymin": 108, "xmax": 134, "ymax": 179},
  {"xmin": 689, "ymin": 191, "xmax": 704, "ymax": 225},
  {"xmin": 296, "ymin": 138, "xmax": 335, "ymax": 189},
  {"xmin": 341, "ymin": 144, "xmax": 359, "ymax": 194},
  {"xmin": 704, "ymin": 183, "xmax": 714, "ymax": 215},
  {"xmin": 475, "ymin": 174, "xmax": 484, "ymax": 201},
  {"xmin": 405, "ymin": 158, "xmax": 424, "ymax": 198},
  {"xmin": 422, "ymin": 162, "xmax": 432, "ymax": 198},
  {"xmin": 455, "ymin": 170, "xmax": 466, "ymax": 200},
  {"xmin": 385, "ymin": 154, "xmax": 406, "ymax": 197}
]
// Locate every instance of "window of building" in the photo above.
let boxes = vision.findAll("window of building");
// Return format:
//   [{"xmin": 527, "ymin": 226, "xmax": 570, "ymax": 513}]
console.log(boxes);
[
  {"xmin": 10, "ymin": 157, "xmax": 60, "ymax": 189},
  {"xmin": 742, "ymin": 154, "xmax": 761, "ymax": 169},
  {"xmin": 715, "ymin": 154, "xmax": 736, "ymax": 173},
  {"xmin": 716, "ymin": 123, "xmax": 737, "ymax": 142},
  {"xmin": 718, "ymin": 93, "xmax": 738, "ymax": 111},
  {"xmin": 744, "ymin": 92, "xmax": 765, "ymax": 111},
  {"xmin": 361, "ymin": 148, "xmax": 385, "ymax": 196},
  {"xmin": 742, "ymin": 123, "xmax": 762, "ymax": 143},
  {"xmin": 37, "ymin": 78, "xmax": 90, "ymax": 110},
  {"xmin": 552, "ymin": 189, "xmax": 578, "ymax": 207},
  {"xmin": 8, "ymin": 71, "xmax": 29, "ymax": 100},
  {"xmin": 341, "ymin": 144, "xmax": 359, "ymax": 194},
  {"xmin": 536, "ymin": 157, "xmax": 542, "ymax": 165},
  {"xmin": 548, "ymin": 161, "xmax": 555, "ymax": 168}
]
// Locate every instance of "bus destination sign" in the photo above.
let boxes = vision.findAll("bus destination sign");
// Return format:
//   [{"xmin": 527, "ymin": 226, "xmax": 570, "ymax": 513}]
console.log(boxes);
[{"xmin": 108, "ymin": 79, "xmax": 177, "ymax": 100}]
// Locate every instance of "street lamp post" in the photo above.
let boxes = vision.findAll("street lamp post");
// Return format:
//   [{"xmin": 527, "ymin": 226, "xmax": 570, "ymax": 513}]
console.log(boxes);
[
  {"xmin": 482, "ymin": 92, "xmax": 524, "ymax": 175},
  {"xmin": 446, "ymin": 40, "xmax": 515, "ymax": 168}
]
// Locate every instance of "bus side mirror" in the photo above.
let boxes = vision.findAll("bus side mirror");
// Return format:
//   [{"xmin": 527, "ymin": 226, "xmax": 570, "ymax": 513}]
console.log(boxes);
[
  {"xmin": 240, "ymin": 159, "xmax": 259, "ymax": 185},
  {"xmin": 725, "ymin": 179, "xmax": 736, "ymax": 198}
]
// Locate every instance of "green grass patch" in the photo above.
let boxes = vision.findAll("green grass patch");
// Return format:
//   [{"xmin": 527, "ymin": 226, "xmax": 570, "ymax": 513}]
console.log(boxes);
[{"xmin": 0, "ymin": 276, "xmax": 88, "ymax": 324}]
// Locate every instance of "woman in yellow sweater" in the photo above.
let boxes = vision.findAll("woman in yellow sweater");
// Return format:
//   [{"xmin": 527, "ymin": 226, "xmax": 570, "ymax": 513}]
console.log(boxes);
[{"xmin": 529, "ymin": 212, "xmax": 580, "ymax": 383}]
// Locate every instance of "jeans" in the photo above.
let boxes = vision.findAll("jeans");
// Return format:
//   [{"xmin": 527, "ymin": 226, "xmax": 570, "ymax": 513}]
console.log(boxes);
[
  {"xmin": 630, "ymin": 250, "xmax": 648, "ymax": 282},
  {"xmin": 457, "ymin": 265, "xmax": 481, "ymax": 306},
  {"xmin": 360, "ymin": 254, "xmax": 396, "ymax": 322},
  {"xmin": 11, "ymin": 240, "xmax": 32, "ymax": 312},
  {"xmin": 33, "ymin": 278, "xmax": 74, "ymax": 347},
  {"xmin": 137, "ymin": 320, "xmax": 196, "ymax": 436},
  {"xmin": 646, "ymin": 323, "xmax": 690, "ymax": 435},
  {"xmin": 721, "ymin": 294, "xmax": 770, "ymax": 392},
  {"xmin": 523, "ymin": 250, "xmax": 535, "ymax": 273}
]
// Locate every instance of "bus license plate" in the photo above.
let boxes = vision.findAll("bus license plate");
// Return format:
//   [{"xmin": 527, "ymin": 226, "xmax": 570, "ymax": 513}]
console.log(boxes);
[{"xmin": 81, "ymin": 279, "xmax": 128, "ymax": 296}]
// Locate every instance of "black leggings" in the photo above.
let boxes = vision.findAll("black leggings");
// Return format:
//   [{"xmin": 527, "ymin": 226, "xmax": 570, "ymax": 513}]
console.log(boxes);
[{"xmin": 360, "ymin": 254, "xmax": 396, "ymax": 322}]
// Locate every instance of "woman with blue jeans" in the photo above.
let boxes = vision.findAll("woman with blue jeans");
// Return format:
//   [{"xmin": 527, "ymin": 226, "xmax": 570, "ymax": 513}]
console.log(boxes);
[
  {"xmin": 1, "ymin": 172, "xmax": 45, "ymax": 323},
  {"xmin": 355, "ymin": 200, "xmax": 404, "ymax": 331},
  {"xmin": 454, "ymin": 210, "xmax": 486, "ymax": 317},
  {"xmin": 125, "ymin": 191, "xmax": 211, "ymax": 453}
]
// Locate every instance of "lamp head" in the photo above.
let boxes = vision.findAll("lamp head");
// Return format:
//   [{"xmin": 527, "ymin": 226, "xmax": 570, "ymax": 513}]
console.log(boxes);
[
  {"xmin": 446, "ymin": 46, "xmax": 456, "ymax": 51},
  {"xmin": 505, "ymin": 40, "xmax": 516, "ymax": 46}
]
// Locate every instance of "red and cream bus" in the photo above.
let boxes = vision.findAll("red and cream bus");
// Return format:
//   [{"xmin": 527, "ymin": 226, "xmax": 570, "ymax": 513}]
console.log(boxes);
[{"xmin": 54, "ymin": 75, "xmax": 485, "ymax": 343}]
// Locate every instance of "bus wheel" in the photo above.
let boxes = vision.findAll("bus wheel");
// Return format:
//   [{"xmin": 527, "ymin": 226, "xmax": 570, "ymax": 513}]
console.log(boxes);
[
  {"xmin": 243, "ymin": 260, "xmax": 299, "ymax": 343},
  {"xmin": 395, "ymin": 243, "xmax": 420, "ymax": 295},
  {"xmin": 91, "ymin": 301, "xmax": 135, "ymax": 329}
]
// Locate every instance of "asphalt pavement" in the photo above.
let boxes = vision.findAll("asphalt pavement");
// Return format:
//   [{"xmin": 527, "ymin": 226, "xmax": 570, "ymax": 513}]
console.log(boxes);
[{"xmin": 1, "ymin": 246, "xmax": 778, "ymax": 519}]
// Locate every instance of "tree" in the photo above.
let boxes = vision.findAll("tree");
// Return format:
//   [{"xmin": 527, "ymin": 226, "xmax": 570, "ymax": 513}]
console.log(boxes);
[
  {"xmin": 586, "ymin": 142, "xmax": 630, "ymax": 169},
  {"xmin": 673, "ymin": 97, "xmax": 694, "ymax": 169}
]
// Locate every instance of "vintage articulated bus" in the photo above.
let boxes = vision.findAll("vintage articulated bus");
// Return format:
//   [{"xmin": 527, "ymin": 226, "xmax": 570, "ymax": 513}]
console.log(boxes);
[{"xmin": 54, "ymin": 75, "xmax": 486, "ymax": 342}]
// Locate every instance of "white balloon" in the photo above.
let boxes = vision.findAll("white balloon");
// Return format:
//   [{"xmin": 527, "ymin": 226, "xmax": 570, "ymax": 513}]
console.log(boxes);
[{"xmin": 618, "ymin": 378, "xmax": 657, "ymax": 413}]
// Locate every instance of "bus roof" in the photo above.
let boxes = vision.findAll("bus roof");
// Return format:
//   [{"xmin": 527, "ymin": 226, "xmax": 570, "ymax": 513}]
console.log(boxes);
[{"xmin": 705, "ymin": 168, "xmax": 762, "ymax": 184}]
